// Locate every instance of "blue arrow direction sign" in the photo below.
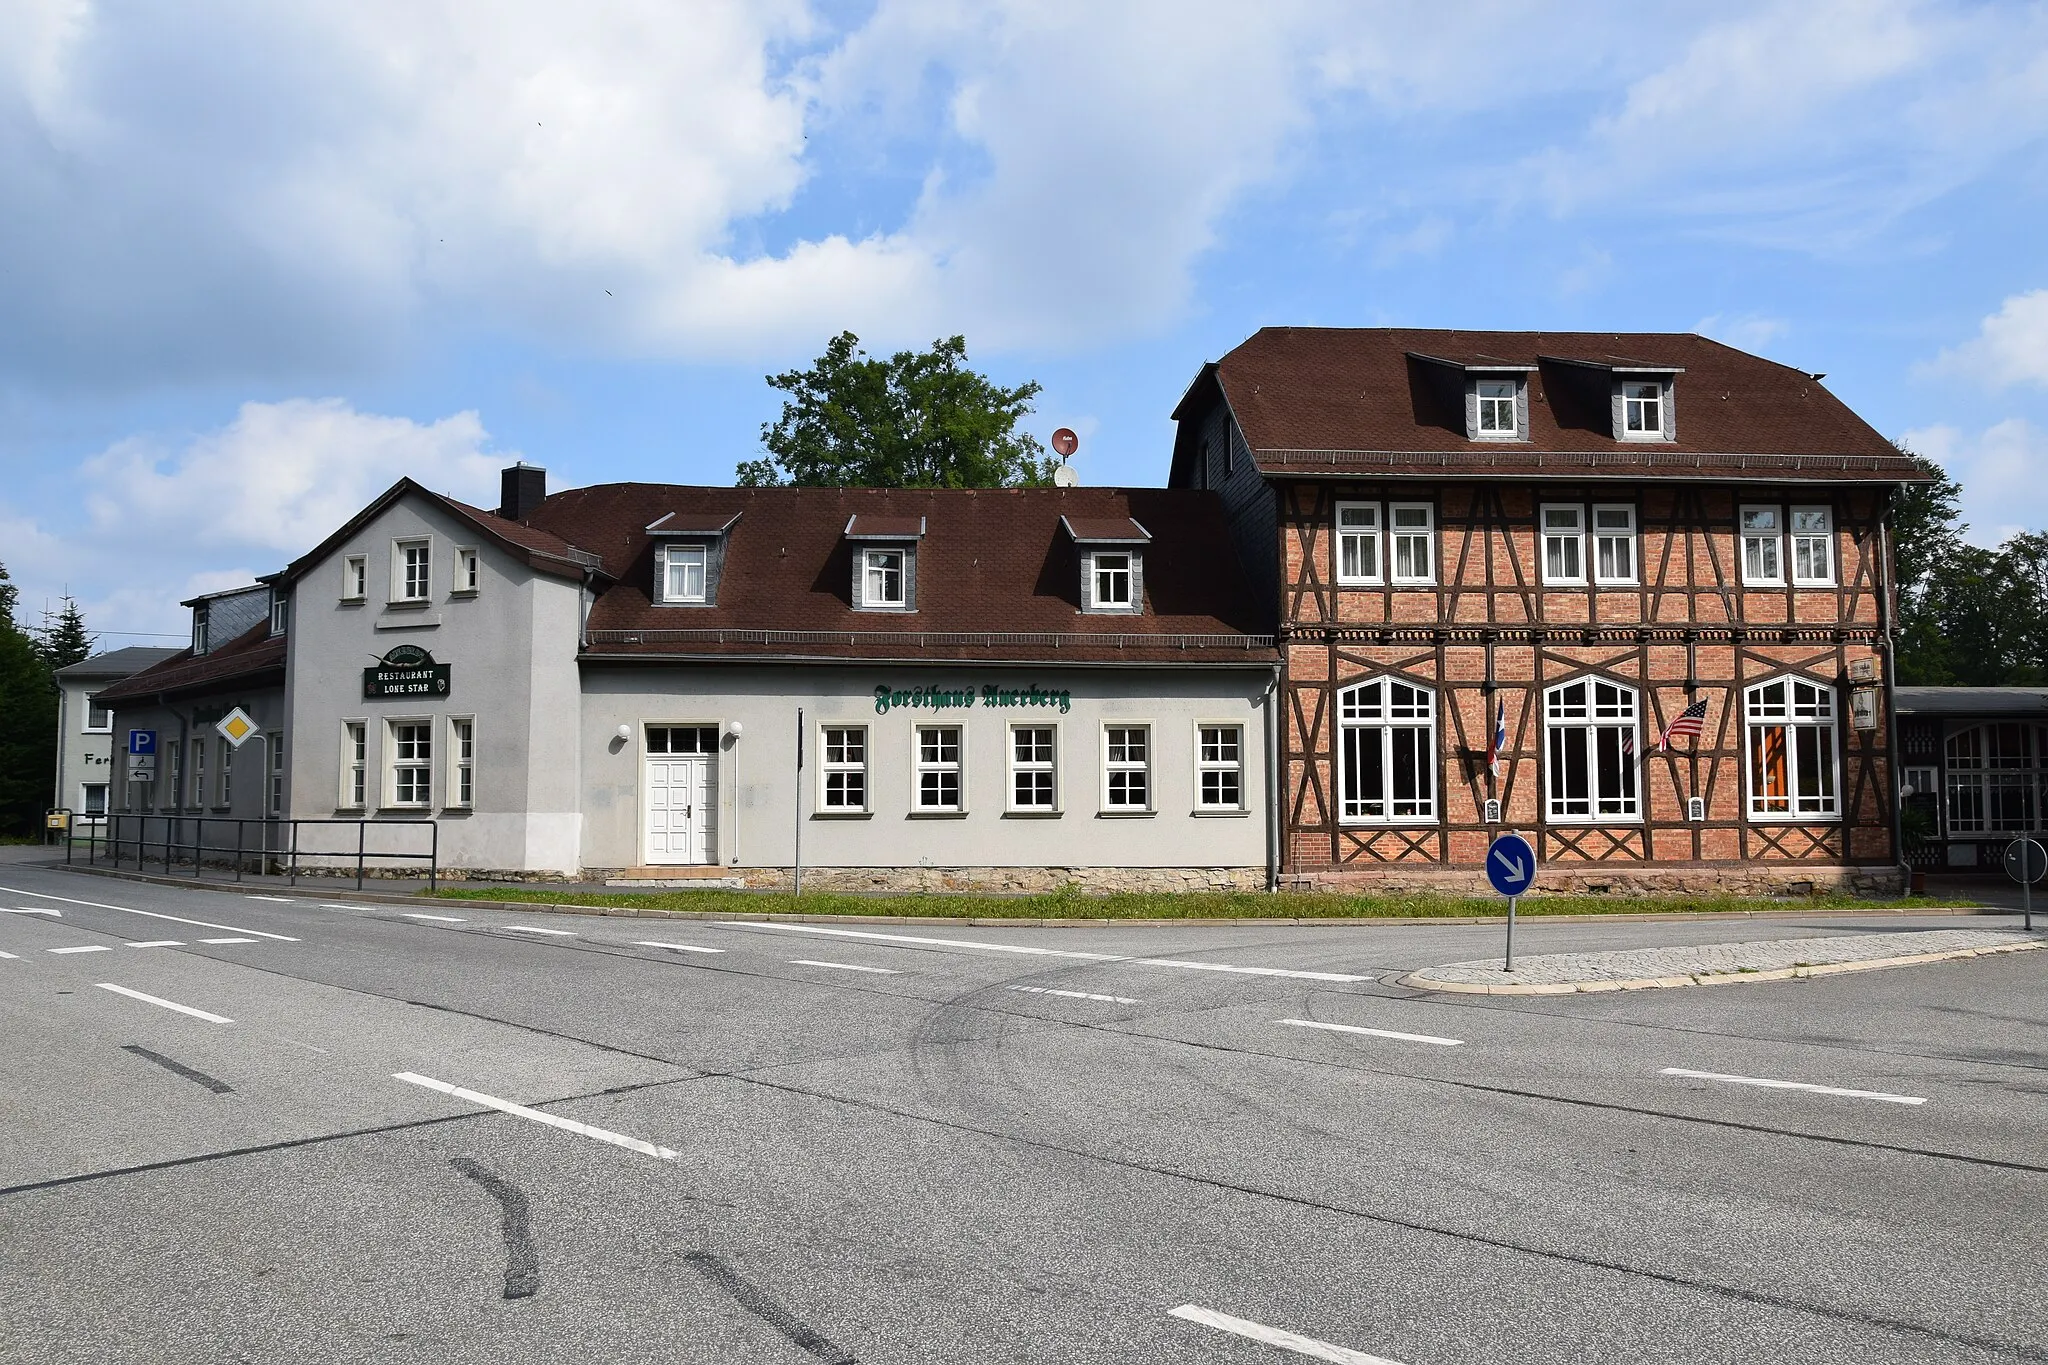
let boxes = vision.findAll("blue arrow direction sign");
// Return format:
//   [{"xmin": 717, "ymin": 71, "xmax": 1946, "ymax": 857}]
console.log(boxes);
[
  {"xmin": 1486, "ymin": 832, "xmax": 1536, "ymax": 897},
  {"xmin": 127, "ymin": 729, "xmax": 156, "ymax": 756}
]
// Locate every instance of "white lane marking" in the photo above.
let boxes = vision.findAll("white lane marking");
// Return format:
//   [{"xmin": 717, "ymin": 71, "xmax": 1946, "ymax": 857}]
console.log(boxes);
[
  {"xmin": 1010, "ymin": 986, "xmax": 1140, "ymax": 1004},
  {"xmin": 5, "ymin": 906, "xmax": 60, "ymax": 915},
  {"xmin": 392, "ymin": 1072, "xmax": 676, "ymax": 1160},
  {"xmin": 96, "ymin": 983, "xmax": 234, "ymax": 1025},
  {"xmin": 129, "ymin": 941, "xmax": 184, "ymax": 948},
  {"xmin": 402, "ymin": 913, "xmax": 467, "ymax": 923},
  {"xmin": 1278, "ymin": 1018, "xmax": 1464, "ymax": 1047},
  {"xmin": 0, "ymin": 950, "xmax": 18, "ymax": 959},
  {"xmin": 722, "ymin": 922, "xmax": 1373, "ymax": 983},
  {"xmin": 0, "ymin": 885, "xmax": 299, "ymax": 942},
  {"xmin": 245, "ymin": 895, "xmax": 295, "ymax": 904},
  {"xmin": 1660, "ymin": 1067, "xmax": 1927, "ymax": 1106},
  {"xmin": 198, "ymin": 937, "xmax": 258, "ymax": 945},
  {"xmin": 501, "ymin": 925, "xmax": 578, "ymax": 937},
  {"xmin": 1169, "ymin": 1305, "xmax": 1407, "ymax": 1364},
  {"xmin": 322, "ymin": 904, "xmax": 371, "ymax": 910},
  {"xmin": 790, "ymin": 959, "xmax": 900, "ymax": 975},
  {"xmin": 49, "ymin": 945, "xmax": 112, "ymax": 954},
  {"xmin": 633, "ymin": 941, "xmax": 725, "ymax": 954}
]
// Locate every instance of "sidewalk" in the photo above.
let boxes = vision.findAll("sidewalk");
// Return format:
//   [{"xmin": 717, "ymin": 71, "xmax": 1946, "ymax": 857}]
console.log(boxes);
[{"xmin": 1399, "ymin": 927, "xmax": 2046, "ymax": 995}]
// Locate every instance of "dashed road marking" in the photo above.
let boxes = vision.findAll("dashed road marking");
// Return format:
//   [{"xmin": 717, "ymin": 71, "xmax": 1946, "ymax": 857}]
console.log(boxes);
[
  {"xmin": 501, "ymin": 925, "xmax": 578, "ymax": 937},
  {"xmin": 402, "ymin": 913, "xmax": 467, "ymax": 923},
  {"xmin": 393, "ymin": 1072, "xmax": 677, "ymax": 1160},
  {"xmin": 722, "ymin": 922, "xmax": 1374, "ymax": 982},
  {"xmin": 790, "ymin": 959, "xmax": 899, "ymax": 975},
  {"xmin": 1660, "ymin": 1067, "xmax": 1928, "ymax": 1106},
  {"xmin": 1009, "ymin": 986, "xmax": 1140, "ymax": 1004},
  {"xmin": 128, "ymin": 941, "xmax": 183, "ymax": 948},
  {"xmin": 96, "ymin": 983, "xmax": 234, "ymax": 1025},
  {"xmin": 49, "ymin": 945, "xmax": 112, "ymax": 955},
  {"xmin": 198, "ymin": 937, "xmax": 258, "ymax": 945},
  {"xmin": 0, "ymin": 886, "xmax": 299, "ymax": 942},
  {"xmin": 245, "ymin": 896, "xmax": 295, "ymax": 904},
  {"xmin": 0, "ymin": 950, "xmax": 18, "ymax": 960},
  {"xmin": 1278, "ymin": 1018, "xmax": 1464, "ymax": 1047},
  {"xmin": 633, "ymin": 941, "xmax": 725, "ymax": 954},
  {"xmin": 1168, "ymin": 1305, "xmax": 1407, "ymax": 1364}
]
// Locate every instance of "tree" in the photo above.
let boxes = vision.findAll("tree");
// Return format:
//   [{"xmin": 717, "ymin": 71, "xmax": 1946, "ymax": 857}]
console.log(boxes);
[
  {"xmin": 1890, "ymin": 443, "xmax": 2048, "ymax": 686},
  {"xmin": 737, "ymin": 332, "xmax": 1056, "ymax": 488},
  {"xmin": 0, "ymin": 562, "xmax": 60, "ymax": 835},
  {"xmin": 33, "ymin": 596, "xmax": 94, "ymax": 670}
]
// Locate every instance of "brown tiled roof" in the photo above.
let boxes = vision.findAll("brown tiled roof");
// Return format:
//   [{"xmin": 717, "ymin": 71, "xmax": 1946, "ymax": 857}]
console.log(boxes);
[
  {"xmin": 523, "ymin": 484, "xmax": 1274, "ymax": 664},
  {"xmin": 96, "ymin": 624, "xmax": 285, "ymax": 704},
  {"xmin": 1192, "ymin": 328, "xmax": 1922, "ymax": 482},
  {"xmin": 1061, "ymin": 516, "xmax": 1151, "ymax": 543},
  {"xmin": 843, "ymin": 513, "xmax": 927, "ymax": 539},
  {"xmin": 280, "ymin": 479, "xmax": 601, "ymax": 586}
]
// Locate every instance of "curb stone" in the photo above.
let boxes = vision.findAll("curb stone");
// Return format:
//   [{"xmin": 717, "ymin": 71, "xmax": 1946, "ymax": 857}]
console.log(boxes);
[{"xmin": 1397, "ymin": 937, "xmax": 2045, "ymax": 995}]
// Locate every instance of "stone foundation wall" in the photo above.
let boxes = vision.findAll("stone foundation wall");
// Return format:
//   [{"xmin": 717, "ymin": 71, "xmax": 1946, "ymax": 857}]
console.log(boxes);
[
  {"xmin": 584, "ymin": 865, "xmax": 1273, "ymax": 894},
  {"xmin": 1282, "ymin": 862, "xmax": 1908, "ymax": 897}
]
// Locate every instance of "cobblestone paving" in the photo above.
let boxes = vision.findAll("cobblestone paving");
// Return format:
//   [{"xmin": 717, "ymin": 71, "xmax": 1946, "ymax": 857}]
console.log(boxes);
[{"xmin": 1407, "ymin": 927, "xmax": 2045, "ymax": 991}]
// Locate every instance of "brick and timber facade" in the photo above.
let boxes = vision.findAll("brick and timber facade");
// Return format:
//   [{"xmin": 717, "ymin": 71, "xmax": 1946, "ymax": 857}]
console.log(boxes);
[{"xmin": 1170, "ymin": 328, "xmax": 1926, "ymax": 894}]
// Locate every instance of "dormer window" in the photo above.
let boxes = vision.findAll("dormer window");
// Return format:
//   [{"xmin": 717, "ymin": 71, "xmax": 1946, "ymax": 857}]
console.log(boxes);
[
  {"xmin": 1623, "ymin": 382, "xmax": 1663, "ymax": 438},
  {"xmin": 647, "ymin": 510, "xmax": 739, "ymax": 608},
  {"xmin": 1062, "ymin": 514, "xmax": 1150, "ymax": 614},
  {"xmin": 1094, "ymin": 552, "xmax": 1133, "ymax": 608},
  {"xmin": 664, "ymin": 544, "xmax": 707, "ymax": 602},
  {"xmin": 192, "ymin": 604, "xmax": 210, "ymax": 654},
  {"xmin": 1476, "ymin": 379, "xmax": 1518, "ymax": 439},
  {"xmin": 864, "ymin": 549, "xmax": 905, "ymax": 607},
  {"xmin": 269, "ymin": 593, "xmax": 288, "ymax": 635}
]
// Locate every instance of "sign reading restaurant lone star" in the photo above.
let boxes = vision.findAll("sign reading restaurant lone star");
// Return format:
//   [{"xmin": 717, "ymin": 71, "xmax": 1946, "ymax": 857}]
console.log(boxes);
[{"xmin": 364, "ymin": 644, "xmax": 451, "ymax": 699}]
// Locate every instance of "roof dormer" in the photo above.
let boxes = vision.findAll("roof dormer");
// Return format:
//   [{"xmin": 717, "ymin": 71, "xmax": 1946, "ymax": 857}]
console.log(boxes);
[
  {"xmin": 844, "ymin": 514, "xmax": 925, "ymax": 612},
  {"xmin": 1408, "ymin": 352, "xmax": 1536, "ymax": 442},
  {"xmin": 647, "ymin": 510, "xmax": 740, "ymax": 607},
  {"xmin": 1062, "ymin": 515, "xmax": 1151, "ymax": 614},
  {"xmin": 1541, "ymin": 355, "xmax": 1682, "ymax": 443}
]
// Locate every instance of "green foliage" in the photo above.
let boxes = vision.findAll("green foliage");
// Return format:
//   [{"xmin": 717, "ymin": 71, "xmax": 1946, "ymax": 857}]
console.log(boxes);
[
  {"xmin": 737, "ymin": 332, "xmax": 1056, "ymax": 488},
  {"xmin": 1892, "ymin": 447, "xmax": 2048, "ymax": 686},
  {"xmin": 33, "ymin": 596, "xmax": 94, "ymax": 670},
  {"xmin": 0, "ymin": 562, "xmax": 59, "ymax": 836}
]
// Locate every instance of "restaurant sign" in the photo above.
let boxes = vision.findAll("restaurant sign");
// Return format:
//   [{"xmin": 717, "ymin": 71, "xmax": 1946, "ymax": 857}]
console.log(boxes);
[
  {"xmin": 873, "ymin": 682, "xmax": 1071, "ymax": 715},
  {"xmin": 364, "ymin": 644, "xmax": 451, "ymax": 699}
]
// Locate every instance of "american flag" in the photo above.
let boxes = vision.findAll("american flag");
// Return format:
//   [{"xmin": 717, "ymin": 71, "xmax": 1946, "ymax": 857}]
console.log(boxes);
[
  {"xmin": 1658, "ymin": 698, "xmax": 1710, "ymax": 751},
  {"xmin": 1487, "ymin": 697, "xmax": 1507, "ymax": 778}
]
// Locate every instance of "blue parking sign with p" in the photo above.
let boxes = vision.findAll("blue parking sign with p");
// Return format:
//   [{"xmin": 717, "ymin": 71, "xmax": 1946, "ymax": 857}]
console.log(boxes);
[{"xmin": 128, "ymin": 729, "xmax": 156, "ymax": 756}]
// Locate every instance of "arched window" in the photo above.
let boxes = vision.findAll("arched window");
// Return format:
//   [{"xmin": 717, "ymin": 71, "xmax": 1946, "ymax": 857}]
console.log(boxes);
[
  {"xmin": 1338, "ymin": 678, "xmax": 1436, "ymax": 823},
  {"xmin": 1745, "ymin": 676, "xmax": 1837, "ymax": 819},
  {"xmin": 1544, "ymin": 679, "xmax": 1640, "ymax": 820},
  {"xmin": 1944, "ymin": 723, "xmax": 2048, "ymax": 834}
]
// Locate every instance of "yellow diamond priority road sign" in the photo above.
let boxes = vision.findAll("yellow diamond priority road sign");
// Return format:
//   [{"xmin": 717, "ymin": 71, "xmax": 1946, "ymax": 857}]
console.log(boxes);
[{"xmin": 215, "ymin": 706, "xmax": 259, "ymax": 748}]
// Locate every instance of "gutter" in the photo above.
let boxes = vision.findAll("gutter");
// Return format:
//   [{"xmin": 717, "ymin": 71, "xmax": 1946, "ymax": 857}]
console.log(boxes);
[
  {"xmin": 575, "ymin": 652, "xmax": 1278, "ymax": 670},
  {"xmin": 1265, "ymin": 663, "xmax": 1282, "ymax": 892},
  {"xmin": 1877, "ymin": 490, "xmax": 1906, "ymax": 888}
]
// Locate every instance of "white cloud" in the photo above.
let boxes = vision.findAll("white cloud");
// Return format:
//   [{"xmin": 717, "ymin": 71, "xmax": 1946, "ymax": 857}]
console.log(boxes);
[
  {"xmin": 1928, "ymin": 289, "xmax": 2048, "ymax": 389},
  {"xmin": 3, "ymin": 399, "xmax": 509, "ymax": 638},
  {"xmin": 1696, "ymin": 313, "xmax": 1790, "ymax": 355},
  {"xmin": 1902, "ymin": 417, "xmax": 2048, "ymax": 546}
]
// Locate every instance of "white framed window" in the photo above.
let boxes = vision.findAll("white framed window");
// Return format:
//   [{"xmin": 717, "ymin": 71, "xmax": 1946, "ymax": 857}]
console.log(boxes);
[
  {"xmin": 1093, "ymin": 552, "xmax": 1133, "ymax": 609},
  {"xmin": 80, "ymin": 782, "xmax": 108, "ymax": 818},
  {"xmin": 1943, "ymin": 723, "xmax": 2048, "ymax": 834},
  {"xmin": 1103, "ymin": 725, "xmax": 1152, "ymax": 811},
  {"xmin": 1790, "ymin": 506, "xmax": 1834, "ymax": 586},
  {"xmin": 1541, "ymin": 505, "xmax": 1586, "ymax": 585},
  {"xmin": 344, "ymin": 555, "xmax": 367, "ymax": 601},
  {"xmin": 450, "ymin": 718, "xmax": 474, "ymax": 808},
  {"xmin": 863, "ymin": 549, "xmax": 905, "ymax": 608},
  {"xmin": 1336, "ymin": 503, "xmax": 1381, "ymax": 585},
  {"xmin": 268, "ymin": 734, "xmax": 285, "ymax": 816},
  {"xmin": 1476, "ymin": 379, "xmax": 1518, "ymax": 439},
  {"xmin": 1622, "ymin": 381, "xmax": 1664, "ymax": 439},
  {"xmin": 269, "ymin": 593, "xmax": 288, "ymax": 634},
  {"xmin": 819, "ymin": 725, "xmax": 868, "ymax": 811},
  {"xmin": 1389, "ymin": 503, "xmax": 1435, "ymax": 584},
  {"xmin": 217, "ymin": 738, "xmax": 233, "ymax": 807},
  {"xmin": 1544, "ymin": 679, "xmax": 1640, "ymax": 822},
  {"xmin": 454, "ymin": 547, "xmax": 480, "ymax": 594},
  {"xmin": 191, "ymin": 739, "xmax": 206, "ymax": 810},
  {"xmin": 1592, "ymin": 505, "xmax": 1638, "ymax": 585},
  {"xmin": 1746, "ymin": 677, "xmax": 1838, "ymax": 819},
  {"xmin": 663, "ymin": 544, "xmax": 707, "ymax": 603},
  {"xmin": 915, "ymin": 725, "xmax": 963, "ymax": 812},
  {"xmin": 342, "ymin": 722, "xmax": 366, "ymax": 809},
  {"xmin": 192, "ymin": 608, "xmax": 209, "ymax": 654},
  {"xmin": 1740, "ymin": 506, "xmax": 1783, "ymax": 586},
  {"xmin": 1009, "ymin": 725, "xmax": 1058, "ymax": 811},
  {"xmin": 396, "ymin": 540, "xmax": 431, "ymax": 602},
  {"xmin": 169, "ymin": 744, "xmax": 183, "ymax": 808},
  {"xmin": 83, "ymin": 692, "xmax": 111, "ymax": 733},
  {"xmin": 1338, "ymin": 678, "xmax": 1436, "ymax": 823},
  {"xmin": 389, "ymin": 721, "xmax": 432, "ymax": 807},
  {"xmin": 1197, "ymin": 724, "xmax": 1244, "ymax": 810}
]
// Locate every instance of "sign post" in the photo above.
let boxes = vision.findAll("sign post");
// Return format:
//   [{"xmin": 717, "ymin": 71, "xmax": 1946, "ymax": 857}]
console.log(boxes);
[
  {"xmin": 2003, "ymin": 836, "xmax": 2046, "ymax": 931},
  {"xmin": 1486, "ymin": 832, "xmax": 1537, "ymax": 970}
]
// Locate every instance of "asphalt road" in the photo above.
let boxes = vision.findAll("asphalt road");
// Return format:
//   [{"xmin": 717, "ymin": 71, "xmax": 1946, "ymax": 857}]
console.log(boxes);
[{"xmin": 0, "ymin": 859, "xmax": 2042, "ymax": 1365}]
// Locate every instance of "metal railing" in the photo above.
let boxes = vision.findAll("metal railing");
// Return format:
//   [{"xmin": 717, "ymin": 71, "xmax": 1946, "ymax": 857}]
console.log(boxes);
[{"xmin": 74, "ymin": 815, "xmax": 438, "ymax": 891}]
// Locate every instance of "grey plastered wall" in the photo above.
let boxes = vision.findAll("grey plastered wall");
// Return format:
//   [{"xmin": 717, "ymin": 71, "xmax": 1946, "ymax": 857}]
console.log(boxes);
[
  {"xmin": 107, "ymin": 684, "xmax": 287, "ymax": 822},
  {"xmin": 282, "ymin": 492, "xmax": 586, "ymax": 872},
  {"xmin": 578, "ymin": 662, "xmax": 1271, "ymax": 872},
  {"xmin": 53, "ymin": 678, "xmax": 116, "ymax": 817}
]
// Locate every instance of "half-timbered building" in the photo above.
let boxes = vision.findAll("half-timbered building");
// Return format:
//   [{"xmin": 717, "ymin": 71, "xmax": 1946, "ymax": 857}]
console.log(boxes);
[{"xmin": 1170, "ymin": 328, "xmax": 1925, "ymax": 893}]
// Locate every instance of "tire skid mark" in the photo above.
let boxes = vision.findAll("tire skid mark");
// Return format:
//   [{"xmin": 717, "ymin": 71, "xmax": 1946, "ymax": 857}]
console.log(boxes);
[{"xmin": 451, "ymin": 1158, "xmax": 539, "ymax": 1300}]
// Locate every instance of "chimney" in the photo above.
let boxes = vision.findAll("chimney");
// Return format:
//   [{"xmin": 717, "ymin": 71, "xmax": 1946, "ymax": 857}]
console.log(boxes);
[{"xmin": 499, "ymin": 463, "xmax": 546, "ymax": 521}]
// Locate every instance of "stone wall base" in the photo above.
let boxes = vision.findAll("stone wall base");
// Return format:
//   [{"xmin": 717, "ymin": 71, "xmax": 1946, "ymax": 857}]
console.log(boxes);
[
  {"xmin": 580, "ymin": 865, "xmax": 1273, "ymax": 894},
  {"xmin": 1282, "ymin": 862, "xmax": 1908, "ymax": 898}
]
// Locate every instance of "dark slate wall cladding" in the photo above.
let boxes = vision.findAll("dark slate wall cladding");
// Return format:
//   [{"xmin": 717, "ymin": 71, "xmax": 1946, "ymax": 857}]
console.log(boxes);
[
  {"xmin": 204, "ymin": 587, "xmax": 272, "ymax": 652},
  {"xmin": 1202, "ymin": 403, "xmax": 1278, "ymax": 632}
]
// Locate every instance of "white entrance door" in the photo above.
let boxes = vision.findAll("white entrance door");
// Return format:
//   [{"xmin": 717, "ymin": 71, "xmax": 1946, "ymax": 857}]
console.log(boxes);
[{"xmin": 645, "ymin": 753, "xmax": 715, "ymax": 864}]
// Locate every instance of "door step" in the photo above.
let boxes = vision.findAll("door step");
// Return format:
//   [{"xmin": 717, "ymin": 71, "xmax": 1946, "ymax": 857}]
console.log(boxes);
[{"xmin": 605, "ymin": 865, "xmax": 744, "ymax": 890}]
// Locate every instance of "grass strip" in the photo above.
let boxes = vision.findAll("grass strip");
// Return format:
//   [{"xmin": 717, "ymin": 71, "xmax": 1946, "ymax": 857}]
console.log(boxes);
[{"xmin": 421, "ymin": 885, "xmax": 1972, "ymax": 921}]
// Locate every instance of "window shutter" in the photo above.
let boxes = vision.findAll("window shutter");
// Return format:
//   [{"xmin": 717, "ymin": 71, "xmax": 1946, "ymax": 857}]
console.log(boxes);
[{"xmin": 1080, "ymin": 550, "xmax": 1094, "ymax": 611}]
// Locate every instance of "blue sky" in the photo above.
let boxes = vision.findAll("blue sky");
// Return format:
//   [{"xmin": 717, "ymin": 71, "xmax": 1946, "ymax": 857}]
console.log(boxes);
[{"xmin": 3, "ymin": 0, "xmax": 2046, "ymax": 641}]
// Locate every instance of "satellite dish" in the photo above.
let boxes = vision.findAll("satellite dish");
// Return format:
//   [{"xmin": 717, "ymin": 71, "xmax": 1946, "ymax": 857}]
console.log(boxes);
[
  {"xmin": 1051, "ymin": 463, "xmax": 1079, "ymax": 488},
  {"xmin": 1051, "ymin": 427, "xmax": 1079, "ymax": 457}
]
